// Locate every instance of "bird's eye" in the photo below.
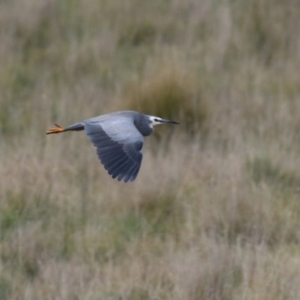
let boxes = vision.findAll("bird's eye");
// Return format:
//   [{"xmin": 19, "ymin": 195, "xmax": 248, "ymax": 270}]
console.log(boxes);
[{"xmin": 154, "ymin": 118, "xmax": 160, "ymax": 122}]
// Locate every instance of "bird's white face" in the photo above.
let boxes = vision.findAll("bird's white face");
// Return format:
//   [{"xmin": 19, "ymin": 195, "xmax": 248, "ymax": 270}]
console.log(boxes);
[
  {"xmin": 148, "ymin": 115, "xmax": 179, "ymax": 128},
  {"xmin": 148, "ymin": 116, "xmax": 165, "ymax": 128}
]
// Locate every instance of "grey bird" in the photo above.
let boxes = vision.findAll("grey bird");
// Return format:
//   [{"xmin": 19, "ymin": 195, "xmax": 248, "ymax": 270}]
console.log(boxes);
[{"xmin": 47, "ymin": 111, "xmax": 179, "ymax": 182}]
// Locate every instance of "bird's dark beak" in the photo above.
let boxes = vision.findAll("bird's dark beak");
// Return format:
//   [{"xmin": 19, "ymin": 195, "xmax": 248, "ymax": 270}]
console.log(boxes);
[{"xmin": 162, "ymin": 119, "xmax": 180, "ymax": 124}]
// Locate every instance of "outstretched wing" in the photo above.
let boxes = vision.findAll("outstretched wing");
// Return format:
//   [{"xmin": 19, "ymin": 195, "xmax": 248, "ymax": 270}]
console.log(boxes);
[{"xmin": 84, "ymin": 116, "xmax": 143, "ymax": 182}]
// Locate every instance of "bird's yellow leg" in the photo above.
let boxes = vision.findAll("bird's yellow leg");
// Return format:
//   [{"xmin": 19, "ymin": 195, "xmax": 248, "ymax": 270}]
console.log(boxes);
[{"xmin": 46, "ymin": 124, "xmax": 65, "ymax": 134}]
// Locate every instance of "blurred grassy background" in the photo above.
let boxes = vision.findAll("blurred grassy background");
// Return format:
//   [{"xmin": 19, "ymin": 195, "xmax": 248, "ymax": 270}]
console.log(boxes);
[{"xmin": 1, "ymin": 0, "xmax": 300, "ymax": 299}]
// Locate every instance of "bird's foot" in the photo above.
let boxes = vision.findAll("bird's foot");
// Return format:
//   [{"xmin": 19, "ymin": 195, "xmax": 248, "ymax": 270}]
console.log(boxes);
[{"xmin": 46, "ymin": 124, "xmax": 65, "ymax": 134}]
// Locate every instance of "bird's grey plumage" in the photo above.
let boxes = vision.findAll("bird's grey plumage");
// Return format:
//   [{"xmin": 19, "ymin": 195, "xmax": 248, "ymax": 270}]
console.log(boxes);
[
  {"xmin": 84, "ymin": 112, "xmax": 144, "ymax": 182},
  {"xmin": 46, "ymin": 110, "xmax": 179, "ymax": 182}
]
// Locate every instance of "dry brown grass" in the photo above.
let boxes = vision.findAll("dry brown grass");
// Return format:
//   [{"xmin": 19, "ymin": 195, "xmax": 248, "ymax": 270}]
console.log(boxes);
[{"xmin": 1, "ymin": 0, "xmax": 300, "ymax": 299}]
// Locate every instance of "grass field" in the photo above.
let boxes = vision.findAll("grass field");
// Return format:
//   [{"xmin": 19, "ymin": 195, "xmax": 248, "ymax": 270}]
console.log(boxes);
[{"xmin": 1, "ymin": 0, "xmax": 300, "ymax": 299}]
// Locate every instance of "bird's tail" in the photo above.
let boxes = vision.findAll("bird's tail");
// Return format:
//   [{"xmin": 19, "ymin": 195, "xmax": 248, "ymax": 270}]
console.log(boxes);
[{"xmin": 46, "ymin": 124, "xmax": 65, "ymax": 134}]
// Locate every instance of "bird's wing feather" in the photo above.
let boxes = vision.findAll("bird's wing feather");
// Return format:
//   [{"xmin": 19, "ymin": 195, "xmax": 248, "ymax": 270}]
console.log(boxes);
[{"xmin": 84, "ymin": 117, "xmax": 143, "ymax": 182}]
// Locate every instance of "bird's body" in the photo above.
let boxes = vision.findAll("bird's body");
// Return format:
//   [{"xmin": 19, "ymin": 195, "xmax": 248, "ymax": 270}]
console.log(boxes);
[{"xmin": 47, "ymin": 110, "xmax": 179, "ymax": 182}]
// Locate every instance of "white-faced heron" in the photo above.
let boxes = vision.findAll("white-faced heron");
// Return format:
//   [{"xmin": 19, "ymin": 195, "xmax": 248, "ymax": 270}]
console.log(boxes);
[{"xmin": 47, "ymin": 110, "xmax": 179, "ymax": 182}]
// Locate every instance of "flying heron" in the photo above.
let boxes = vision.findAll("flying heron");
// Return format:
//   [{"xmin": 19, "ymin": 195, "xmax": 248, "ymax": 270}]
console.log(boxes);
[{"xmin": 47, "ymin": 110, "xmax": 179, "ymax": 182}]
